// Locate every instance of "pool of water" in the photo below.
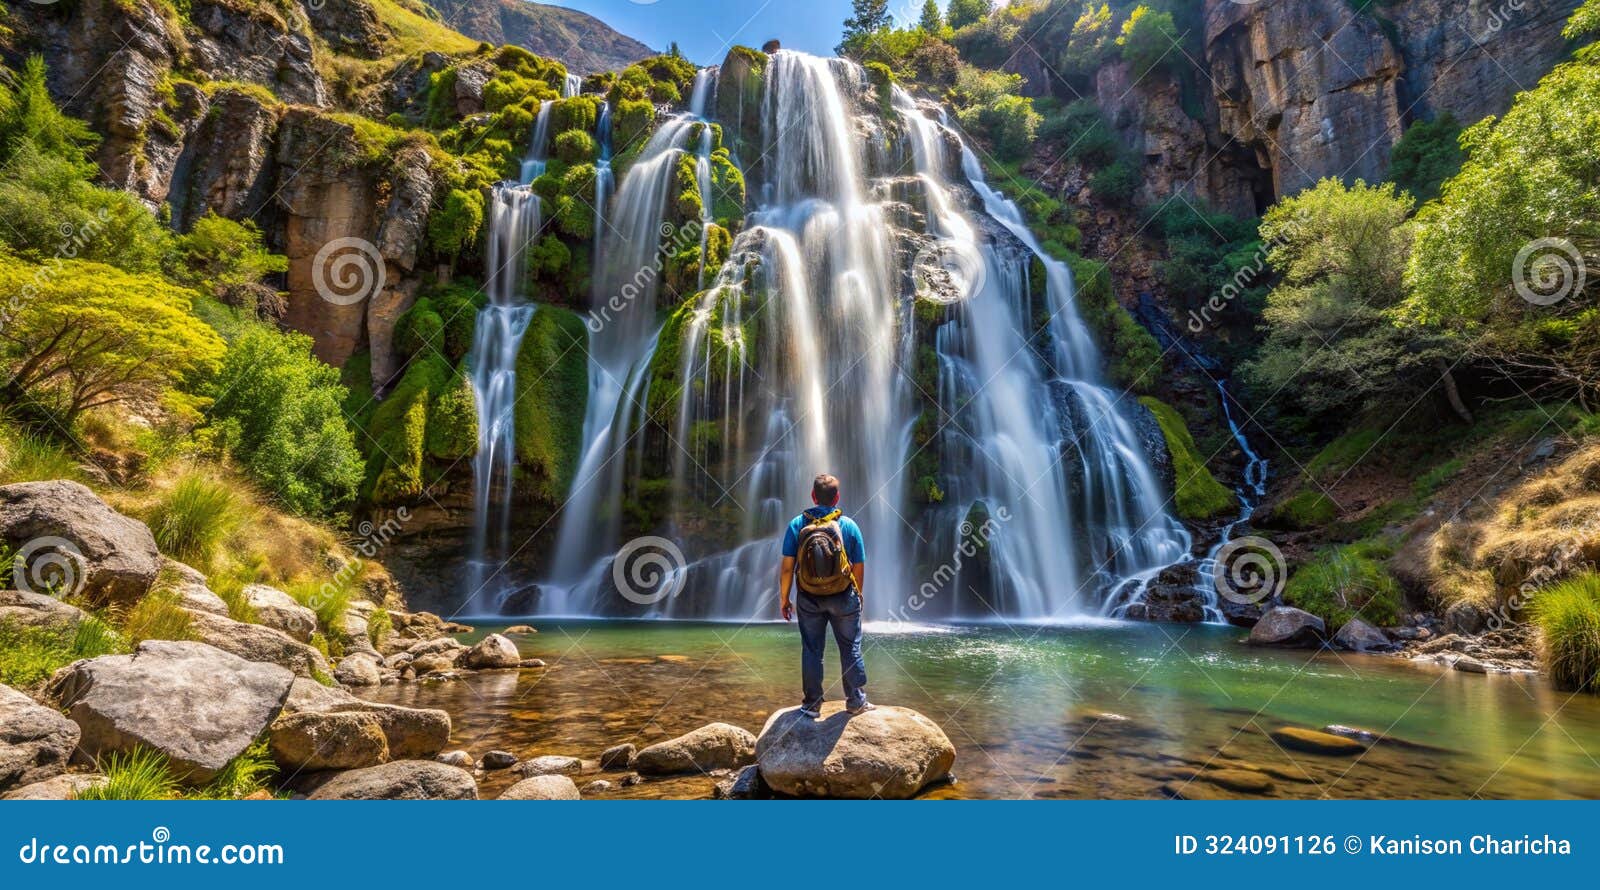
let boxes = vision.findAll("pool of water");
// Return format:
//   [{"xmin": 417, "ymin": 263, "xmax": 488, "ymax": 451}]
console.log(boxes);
[{"xmin": 362, "ymin": 620, "xmax": 1600, "ymax": 800}]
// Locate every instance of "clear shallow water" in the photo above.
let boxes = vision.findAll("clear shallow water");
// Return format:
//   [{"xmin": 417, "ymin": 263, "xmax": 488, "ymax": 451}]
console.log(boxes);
[{"xmin": 365, "ymin": 621, "xmax": 1600, "ymax": 800}]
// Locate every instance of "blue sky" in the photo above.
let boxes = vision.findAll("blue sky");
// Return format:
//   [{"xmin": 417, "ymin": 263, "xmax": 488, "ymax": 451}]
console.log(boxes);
[{"xmin": 546, "ymin": 0, "xmax": 944, "ymax": 65}]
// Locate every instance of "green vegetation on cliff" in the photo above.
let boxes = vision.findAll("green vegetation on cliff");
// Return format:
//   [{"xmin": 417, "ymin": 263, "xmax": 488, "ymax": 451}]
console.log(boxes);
[
  {"xmin": 1138, "ymin": 396, "xmax": 1233, "ymax": 521},
  {"xmin": 513, "ymin": 306, "xmax": 589, "ymax": 504}
]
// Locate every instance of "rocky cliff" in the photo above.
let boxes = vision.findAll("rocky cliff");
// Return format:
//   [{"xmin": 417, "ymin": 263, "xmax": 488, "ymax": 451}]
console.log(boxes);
[{"xmin": 424, "ymin": 0, "xmax": 653, "ymax": 74}]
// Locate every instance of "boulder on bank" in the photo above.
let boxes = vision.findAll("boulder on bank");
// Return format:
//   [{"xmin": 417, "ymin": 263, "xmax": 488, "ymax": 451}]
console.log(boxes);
[
  {"xmin": 333, "ymin": 654, "xmax": 382, "ymax": 687},
  {"xmin": 633, "ymin": 723, "xmax": 757, "ymax": 775},
  {"xmin": 499, "ymin": 774, "xmax": 580, "ymax": 800},
  {"xmin": 48, "ymin": 640, "xmax": 294, "ymax": 783},
  {"xmin": 302, "ymin": 760, "xmax": 478, "ymax": 800},
  {"xmin": 268, "ymin": 711, "xmax": 390, "ymax": 772},
  {"xmin": 599, "ymin": 743, "xmax": 636, "ymax": 770},
  {"xmin": 281, "ymin": 678, "xmax": 451, "ymax": 759},
  {"xmin": 1, "ymin": 684, "xmax": 80, "ymax": 790},
  {"xmin": 1331, "ymin": 617, "xmax": 1394, "ymax": 652},
  {"xmin": 462, "ymin": 633, "xmax": 520, "ymax": 669},
  {"xmin": 1247, "ymin": 607, "xmax": 1326, "ymax": 647},
  {"xmin": 243, "ymin": 584, "xmax": 317, "ymax": 642},
  {"xmin": 183, "ymin": 608, "xmax": 331, "ymax": 678},
  {"xmin": 0, "ymin": 590, "xmax": 89, "ymax": 630},
  {"xmin": 516, "ymin": 755, "xmax": 583, "ymax": 777},
  {"xmin": 756, "ymin": 704, "xmax": 955, "ymax": 799},
  {"xmin": 0, "ymin": 481, "xmax": 162, "ymax": 607},
  {"xmin": 159, "ymin": 560, "xmax": 228, "ymax": 616},
  {"xmin": 2, "ymin": 773, "xmax": 108, "ymax": 800}
]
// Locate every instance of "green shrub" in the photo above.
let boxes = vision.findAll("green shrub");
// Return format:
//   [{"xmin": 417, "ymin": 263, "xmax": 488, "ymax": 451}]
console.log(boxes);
[
  {"xmin": 1262, "ymin": 488, "xmax": 1338, "ymax": 530},
  {"xmin": 1283, "ymin": 539, "xmax": 1403, "ymax": 627},
  {"xmin": 0, "ymin": 617, "xmax": 127, "ymax": 690},
  {"xmin": 145, "ymin": 470, "xmax": 247, "ymax": 568},
  {"xmin": 1535, "ymin": 573, "xmax": 1600, "ymax": 692},
  {"xmin": 75, "ymin": 748, "xmax": 181, "ymax": 801},
  {"xmin": 287, "ymin": 578, "xmax": 351, "ymax": 634},
  {"xmin": 553, "ymin": 129, "xmax": 597, "ymax": 164},
  {"xmin": 193, "ymin": 739, "xmax": 277, "ymax": 800},
  {"xmin": 121, "ymin": 588, "xmax": 196, "ymax": 646},
  {"xmin": 367, "ymin": 605, "xmax": 393, "ymax": 647},
  {"xmin": 1138, "ymin": 397, "xmax": 1235, "ymax": 520},
  {"xmin": 1387, "ymin": 113, "xmax": 1464, "ymax": 205},
  {"xmin": 425, "ymin": 373, "xmax": 478, "ymax": 461}
]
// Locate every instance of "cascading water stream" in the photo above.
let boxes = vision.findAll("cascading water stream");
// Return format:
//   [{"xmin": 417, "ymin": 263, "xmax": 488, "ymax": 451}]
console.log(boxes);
[
  {"xmin": 1182, "ymin": 379, "xmax": 1270, "ymax": 622},
  {"xmin": 563, "ymin": 72, "xmax": 583, "ymax": 98},
  {"xmin": 464, "ymin": 100, "xmax": 556, "ymax": 611}
]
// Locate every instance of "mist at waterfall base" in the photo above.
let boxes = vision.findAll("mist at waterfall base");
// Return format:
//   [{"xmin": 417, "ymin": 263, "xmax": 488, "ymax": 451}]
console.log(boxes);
[{"xmin": 463, "ymin": 53, "xmax": 1240, "ymax": 625}]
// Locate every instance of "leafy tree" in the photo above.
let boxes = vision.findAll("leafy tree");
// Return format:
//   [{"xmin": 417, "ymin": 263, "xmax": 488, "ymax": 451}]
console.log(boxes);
[
  {"xmin": 951, "ymin": 65, "xmax": 1040, "ymax": 160},
  {"xmin": 840, "ymin": 0, "xmax": 893, "ymax": 51},
  {"xmin": 920, "ymin": 0, "xmax": 944, "ymax": 33},
  {"xmin": 1241, "ymin": 179, "xmax": 1470, "ymax": 422},
  {"xmin": 1059, "ymin": 3, "xmax": 1118, "ymax": 82},
  {"xmin": 1403, "ymin": 13, "xmax": 1600, "ymax": 405},
  {"xmin": 947, "ymin": 0, "xmax": 994, "ymax": 30},
  {"xmin": 0, "ymin": 146, "xmax": 174, "ymax": 273},
  {"xmin": 0, "ymin": 56, "xmax": 97, "ymax": 176},
  {"xmin": 206, "ymin": 326, "xmax": 364, "ymax": 517},
  {"xmin": 0, "ymin": 257, "xmax": 225, "ymax": 427},
  {"xmin": 166, "ymin": 212, "xmax": 288, "ymax": 301},
  {"xmin": 1386, "ymin": 113, "xmax": 1464, "ymax": 205},
  {"xmin": 1118, "ymin": 5, "xmax": 1180, "ymax": 78}
]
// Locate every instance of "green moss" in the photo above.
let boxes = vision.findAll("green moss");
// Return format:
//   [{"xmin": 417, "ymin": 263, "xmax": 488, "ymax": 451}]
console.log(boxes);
[
  {"xmin": 1138, "ymin": 397, "xmax": 1235, "ymax": 521},
  {"xmin": 1283, "ymin": 538, "xmax": 1403, "ymax": 628},
  {"xmin": 614, "ymin": 97, "xmax": 655, "ymax": 149},
  {"xmin": 714, "ymin": 46, "xmax": 768, "ymax": 157},
  {"xmin": 553, "ymin": 129, "xmax": 597, "ymax": 164},
  {"xmin": 366, "ymin": 353, "xmax": 454, "ymax": 503},
  {"xmin": 710, "ymin": 148, "xmax": 745, "ymax": 226},
  {"xmin": 1262, "ymin": 488, "xmax": 1339, "ymax": 531},
  {"xmin": 1535, "ymin": 573, "xmax": 1600, "ymax": 693},
  {"xmin": 425, "ymin": 372, "xmax": 477, "ymax": 461},
  {"xmin": 513, "ymin": 306, "xmax": 589, "ymax": 503},
  {"xmin": 394, "ymin": 298, "xmax": 444, "ymax": 360},
  {"xmin": 1068, "ymin": 254, "xmax": 1162, "ymax": 393},
  {"xmin": 1304, "ymin": 429, "xmax": 1383, "ymax": 480},
  {"xmin": 551, "ymin": 96, "xmax": 600, "ymax": 134}
]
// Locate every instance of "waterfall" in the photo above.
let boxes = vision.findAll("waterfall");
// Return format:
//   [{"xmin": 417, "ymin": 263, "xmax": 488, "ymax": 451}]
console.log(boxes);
[
  {"xmin": 463, "ymin": 101, "xmax": 554, "ymax": 612},
  {"xmin": 511, "ymin": 52, "xmax": 1195, "ymax": 622},
  {"xmin": 563, "ymin": 72, "xmax": 583, "ymax": 98}
]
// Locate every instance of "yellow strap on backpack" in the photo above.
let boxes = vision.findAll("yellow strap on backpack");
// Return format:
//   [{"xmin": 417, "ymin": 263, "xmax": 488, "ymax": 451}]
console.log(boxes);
[{"xmin": 809, "ymin": 509, "xmax": 856, "ymax": 591}]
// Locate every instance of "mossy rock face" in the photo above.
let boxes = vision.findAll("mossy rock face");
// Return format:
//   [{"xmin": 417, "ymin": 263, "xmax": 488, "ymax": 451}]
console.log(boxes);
[
  {"xmin": 366, "ymin": 353, "xmax": 455, "ymax": 504},
  {"xmin": 1138, "ymin": 397, "xmax": 1235, "ymax": 521},
  {"xmin": 1260, "ymin": 488, "xmax": 1337, "ymax": 531},
  {"xmin": 715, "ymin": 46, "xmax": 768, "ymax": 160},
  {"xmin": 513, "ymin": 306, "xmax": 590, "ymax": 504}
]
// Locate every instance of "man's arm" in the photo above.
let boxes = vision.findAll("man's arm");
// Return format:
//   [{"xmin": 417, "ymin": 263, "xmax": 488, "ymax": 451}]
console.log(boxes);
[
  {"xmin": 851, "ymin": 562, "xmax": 866, "ymax": 606},
  {"xmin": 779, "ymin": 556, "xmax": 796, "ymax": 621}
]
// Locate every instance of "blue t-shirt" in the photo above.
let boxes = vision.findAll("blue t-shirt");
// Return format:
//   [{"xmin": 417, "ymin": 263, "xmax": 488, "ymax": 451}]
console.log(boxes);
[{"xmin": 782, "ymin": 505, "xmax": 866, "ymax": 565}]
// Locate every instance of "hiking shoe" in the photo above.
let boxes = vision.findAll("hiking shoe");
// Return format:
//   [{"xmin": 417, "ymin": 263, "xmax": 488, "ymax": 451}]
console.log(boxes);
[
  {"xmin": 799, "ymin": 705, "xmax": 822, "ymax": 719},
  {"xmin": 846, "ymin": 702, "xmax": 876, "ymax": 715}
]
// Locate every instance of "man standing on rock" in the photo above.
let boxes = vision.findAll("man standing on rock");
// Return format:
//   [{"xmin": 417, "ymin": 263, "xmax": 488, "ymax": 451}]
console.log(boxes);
[{"xmin": 778, "ymin": 473, "xmax": 873, "ymax": 718}]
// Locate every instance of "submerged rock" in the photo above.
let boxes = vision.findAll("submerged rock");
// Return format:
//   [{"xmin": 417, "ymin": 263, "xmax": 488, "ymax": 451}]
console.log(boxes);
[
  {"xmin": 1, "ymin": 684, "xmax": 79, "ymax": 791},
  {"xmin": 713, "ymin": 764, "xmax": 768, "ymax": 800},
  {"xmin": 1332, "ymin": 618, "xmax": 1394, "ymax": 652},
  {"xmin": 479, "ymin": 750, "xmax": 518, "ymax": 770},
  {"xmin": 0, "ymin": 481, "xmax": 161, "ymax": 607},
  {"xmin": 1247, "ymin": 607, "xmax": 1326, "ymax": 647},
  {"xmin": 49, "ymin": 640, "xmax": 293, "ymax": 783},
  {"xmin": 756, "ymin": 704, "xmax": 955, "ymax": 799},
  {"xmin": 1269, "ymin": 726, "xmax": 1367, "ymax": 756},
  {"xmin": 436, "ymin": 750, "xmax": 472, "ymax": 768},
  {"xmin": 499, "ymin": 775, "xmax": 580, "ymax": 800},
  {"xmin": 633, "ymin": 723, "xmax": 757, "ymax": 775},
  {"xmin": 302, "ymin": 760, "xmax": 478, "ymax": 800},
  {"xmin": 599, "ymin": 743, "xmax": 636, "ymax": 770}
]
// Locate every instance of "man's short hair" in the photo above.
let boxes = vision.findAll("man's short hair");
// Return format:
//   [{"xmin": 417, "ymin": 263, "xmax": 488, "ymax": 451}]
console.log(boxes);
[{"xmin": 812, "ymin": 473, "xmax": 840, "ymax": 506}]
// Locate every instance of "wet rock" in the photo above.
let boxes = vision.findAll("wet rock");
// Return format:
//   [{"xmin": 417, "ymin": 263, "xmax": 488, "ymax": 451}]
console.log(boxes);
[
  {"xmin": 1, "ymin": 685, "xmax": 79, "ymax": 790},
  {"xmin": 1247, "ymin": 607, "xmax": 1326, "ymax": 648},
  {"xmin": 1453, "ymin": 655, "xmax": 1491, "ymax": 674},
  {"xmin": 499, "ymin": 775, "xmax": 580, "ymax": 800},
  {"xmin": 407, "ymin": 637, "xmax": 466, "ymax": 657},
  {"xmin": 580, "ymin": 779, "xmax": 613, "ymax": 795},
  {"xmin": 0, "ymin": 481, "xmax": 161, "ymax": 608},
  {"xmin": 1444, "ymin": 601, "xmax": 1487, "ymax": 635},
  {"xmin": 1331, "ymin": 618, "xmax": 1394, "ymax": 652},
  {"xmin": 280, "ymin": 678, "xmax": 451, "ymax": 760},
  {"xmin": 634, "ymin": 723, "xmax": 757, "ymax": 775},
  {"xmin": 479, "ymin": 750, "xmax": 518, "ymax": 771},
  {"xmin": 1322, "ymin": 725, "xmax": 1380, "ymax": 743},
  {"xmin": 517, "ymin": 755, "xmax": 584, "ymax": 777},
  {"xmin": 599, "ymin": 743, "xmax": 636, "ymax": 770},
  {"xmin": 462, "ymin": 633, "xmax": 520, "ymax": 669},
  {"xmin": 1269, "ymin": 726, "xmax": 1367, "ymax": 756},
  {"xmin": 1127, "ymin": 580, "xmax": 1208, "ymax": 624},
  {"xmin": 410, "ymin": 653, "xmax": 460, "ymax": 675},
  {"xmin": 618, "ymin": 772, "xmax": 642, "ymax": 787},
  {"xmin": 756, "ymin": 703, "xmax": 955, "ymax": 799},
  {"xmin": 518, "ymin": 658, "xmax": 546, "ymax": 668},
  {"xmin": 2, "ymin": 773, "xmax": 108, "ymax": 800},
  {"xmin": 713, "ymin": 764, "xmax": 768, "ymax": 800},
  {"xmin": 48, "ymin": 641, "xmax": 293, "ymax": 783},
  {"xmin": 183, "ymin": 608, "xmax": 331, "ymax": 678},
  {"xmin": 302, "ymin": 760, "xmax": 477, "ymax": 800},
  {"xmin": 333, "ymin": 654, "xmax": 382, "ymax": 687},
  {"xmin": 436, "ymin": 750, "xmax": 472, "ymax": 768},
  {"xmin": 1202, "ymin": 768, "xmax": 1275, "ymax": 794},
  {"xmin": 0, "ymin": 590, "xmax": 88, "ymax": 630},
  {"xmin": 268, "ymin": 711, "xmax": 389, "ymax": 772}
]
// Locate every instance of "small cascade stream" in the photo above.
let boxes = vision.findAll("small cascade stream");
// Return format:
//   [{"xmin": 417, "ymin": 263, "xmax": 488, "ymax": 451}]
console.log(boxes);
[{"xmin": 463, "ymin": 100, "xmax": 554, "ymax": 612}]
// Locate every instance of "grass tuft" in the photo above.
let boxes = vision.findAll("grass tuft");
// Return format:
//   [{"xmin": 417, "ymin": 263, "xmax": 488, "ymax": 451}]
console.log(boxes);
[
  {"xmin": 144, "ymin": 470, "xmax": 248, "ymax": 570},
  {"xmin": 74, "ymin": 747, "xmax": 181, "ymax": 801},
  {"xmin": 1284, "ymin": 539, "xmax": 1404, "ymax": 627},
  {"xmin": 0, "ymin": 617, "xmax": 127, "ymax": 691},
  {"xmin": 1534, "ymin": 573, "xmax": 1600, "ymax": 693},
  {"xmin": 120, "ymin": 588, "xmax": 196, "ymax": 646}
]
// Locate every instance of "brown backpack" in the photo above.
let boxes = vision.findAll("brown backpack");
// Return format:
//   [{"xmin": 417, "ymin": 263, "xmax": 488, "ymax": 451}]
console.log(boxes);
[{"xmin": 795, "ymin": 509, "xmax": 855, "ymax": 595}]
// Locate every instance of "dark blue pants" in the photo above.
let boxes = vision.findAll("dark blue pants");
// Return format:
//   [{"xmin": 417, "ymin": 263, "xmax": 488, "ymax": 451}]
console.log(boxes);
[{"xmin": 797, "ymin": 590, "xmax": 867, "ymax": 710}]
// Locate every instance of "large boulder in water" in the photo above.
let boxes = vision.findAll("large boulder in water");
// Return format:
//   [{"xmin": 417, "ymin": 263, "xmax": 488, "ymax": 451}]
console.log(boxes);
[
  {"xmin": 0, "ymin": 481, "xmax": 161, "ymax": 608},
  {"xmin": 1, "ymin": 684, "xmax": 79, "ymax": 791},
  {"xmin": 1247, "ymin": 606, "xmax": 1326, "ymax": 647},
  {"xmin": 756, "ymin": 704, "xmax": 955, "ymax": 799},
  {"xmin": 462, "ymin": 633, "xmax": 519, "ymax": 669},
  {"xmin": 47, "ymin": 640, "xmax": 294, "ymax": 783},
  {"xmin": 499, "ymin": 775, "xmax": 580, "ymax": 800},
  {"xmin": 1331, "ymin": 617, "xmax": 1394, "ymax": 652},
  {"xmin": 634, "ymin": 723, "xmax": 757, "ymax": 775}
]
